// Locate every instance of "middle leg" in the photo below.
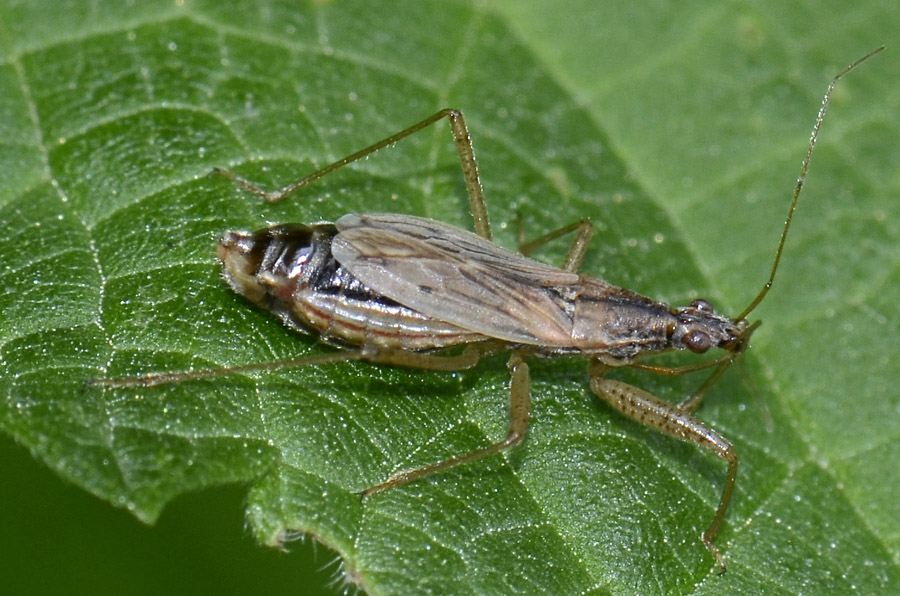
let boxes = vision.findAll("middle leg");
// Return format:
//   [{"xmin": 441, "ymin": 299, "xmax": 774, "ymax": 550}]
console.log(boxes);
[
  {"xmin": 518, "ymin": 217, "xmax": 594, "ymax": 272},
  {"xmin": 362, "ymin": 352, "xmax": 532, "ymax": 496}
]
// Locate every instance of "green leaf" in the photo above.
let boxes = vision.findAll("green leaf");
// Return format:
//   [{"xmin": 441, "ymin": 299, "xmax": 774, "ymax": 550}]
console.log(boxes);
[{"xmin": 2, "ymin": 1, "xmax": 897, "ymax": 594}]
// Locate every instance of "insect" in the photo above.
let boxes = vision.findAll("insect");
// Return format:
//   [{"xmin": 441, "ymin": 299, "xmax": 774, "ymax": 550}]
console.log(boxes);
[{"xmin": 88, "ymin": 48, "xmax": 882, "ymax": 572}]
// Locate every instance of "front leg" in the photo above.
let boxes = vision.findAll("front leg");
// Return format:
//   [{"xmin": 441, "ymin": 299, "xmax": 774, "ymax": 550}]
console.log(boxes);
[{"xmin": 589, "ymin": 360, "xmax": 737, "ymax": 573}]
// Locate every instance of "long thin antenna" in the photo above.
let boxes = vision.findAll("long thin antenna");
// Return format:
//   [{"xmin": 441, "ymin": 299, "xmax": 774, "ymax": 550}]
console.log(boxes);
[{"xmin": 736, "ymin": 46, "xmax": 883, "ymax": 322}]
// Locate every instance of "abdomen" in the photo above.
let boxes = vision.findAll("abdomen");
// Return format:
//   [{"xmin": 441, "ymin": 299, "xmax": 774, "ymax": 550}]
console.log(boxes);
[{"xmin": 218, "ymin": 222, "xmax": 486, "ymax": 350}]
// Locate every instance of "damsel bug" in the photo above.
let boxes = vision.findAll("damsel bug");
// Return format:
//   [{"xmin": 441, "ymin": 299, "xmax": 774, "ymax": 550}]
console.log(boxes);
[{"xmin": 89, "ymin": 48, "xmax": 882, "ymax": 572}]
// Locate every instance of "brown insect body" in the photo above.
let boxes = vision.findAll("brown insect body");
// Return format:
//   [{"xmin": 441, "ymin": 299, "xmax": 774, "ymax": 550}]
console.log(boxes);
[{"xmin": 219, "ymin": 212, "xmax": 744, "ymax": 362}]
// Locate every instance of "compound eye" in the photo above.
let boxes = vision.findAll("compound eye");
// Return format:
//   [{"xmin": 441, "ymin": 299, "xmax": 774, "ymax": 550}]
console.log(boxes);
[
  {"xmin": 691, "ymin": 299, "xmax": 714, "ymax": 314},
  {"xmin": 684, "ymin": 329, "xmax": 712, "ymax": 353}
]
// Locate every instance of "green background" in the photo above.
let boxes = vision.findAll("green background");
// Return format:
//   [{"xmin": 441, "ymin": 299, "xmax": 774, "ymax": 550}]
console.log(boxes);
[{"xmin": 1, "ymin": 1, "xmax": 897, "ymax": 595}]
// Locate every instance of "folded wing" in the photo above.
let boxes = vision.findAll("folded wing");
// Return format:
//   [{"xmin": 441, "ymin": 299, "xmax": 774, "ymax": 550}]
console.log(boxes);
[{"xmin": 332, "ymin": 213, "xmax": 587, "ymax": 346}]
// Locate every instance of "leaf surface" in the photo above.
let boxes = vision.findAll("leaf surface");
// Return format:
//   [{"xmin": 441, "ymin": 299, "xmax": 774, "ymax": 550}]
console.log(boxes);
[{"xmin": 1, "ymin": 1, "xmax": 897, "ymax": 594}]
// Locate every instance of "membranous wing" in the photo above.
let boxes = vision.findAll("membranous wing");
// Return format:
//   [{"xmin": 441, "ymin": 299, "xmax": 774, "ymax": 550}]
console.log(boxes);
[{"xmin": 332, "ymin": 213, "xmax": 587, "ymax": 346}]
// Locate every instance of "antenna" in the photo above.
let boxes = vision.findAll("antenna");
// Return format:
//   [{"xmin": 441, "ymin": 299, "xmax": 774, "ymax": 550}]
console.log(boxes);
[{"xmin": 736, "ymin": 46, "xmax": 883, "ymax": 322}]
